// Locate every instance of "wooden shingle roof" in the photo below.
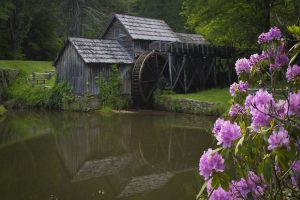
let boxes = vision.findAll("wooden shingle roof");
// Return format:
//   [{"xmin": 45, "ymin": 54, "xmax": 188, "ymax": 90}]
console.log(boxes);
[
  {"xmin": 54, "ymin": 38, "xmax": 134, "ymax": 65},
  {"xmin": 175, "ymin": 33, "xmax": 208, "ymax": 44},
  {"xmin": 114, "ymin": 14, "xmax": 180, "ymax": 42}
]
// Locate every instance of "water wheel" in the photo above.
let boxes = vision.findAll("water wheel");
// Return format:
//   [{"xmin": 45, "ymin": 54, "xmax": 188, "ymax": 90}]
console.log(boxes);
[{"xmin": 132, "ymin": 51, "xmax": 169, "ymax": 105}]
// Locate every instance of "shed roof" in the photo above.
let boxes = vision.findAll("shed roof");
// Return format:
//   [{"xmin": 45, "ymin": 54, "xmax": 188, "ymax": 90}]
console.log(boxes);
[
  {"xmin": 175, "ymin": 33, "xmax": 208, "ymax": 44},
  {"xmin": 113, "ymin": 14, "xmax": 180, "ymax": 42},
  {"xmin": 54, "ymin": 38, "xmax": 134, "ymax": 65}
]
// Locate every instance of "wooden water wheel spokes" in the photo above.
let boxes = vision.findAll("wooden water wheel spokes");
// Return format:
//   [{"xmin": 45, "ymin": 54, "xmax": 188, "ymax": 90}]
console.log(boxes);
[{"xmin": 132, "ymin": 51, "xmax": 169, "ymax": 104}]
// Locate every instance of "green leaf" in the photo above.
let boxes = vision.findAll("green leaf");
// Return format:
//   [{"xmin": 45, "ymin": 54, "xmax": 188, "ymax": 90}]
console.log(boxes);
[
  {"xmin": 211, "ymin": 176, "xmax": 220, "ymax": 189},
  {"xmin": 235, "ymin": 136, "xmax": 244, "ymax": 155},
  {"xmin": 211, "ymin": 147, "xmax": 223, "ymax": 154},
  {"xmin": 196, "ymin": 181, "xmax": 208, "ymax": 200}
]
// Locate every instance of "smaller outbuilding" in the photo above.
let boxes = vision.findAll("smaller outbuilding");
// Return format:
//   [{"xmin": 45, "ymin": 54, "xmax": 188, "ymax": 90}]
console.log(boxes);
[{"xmin": 54, "ymin": 37, "xmax": 133, "ymax": 95}]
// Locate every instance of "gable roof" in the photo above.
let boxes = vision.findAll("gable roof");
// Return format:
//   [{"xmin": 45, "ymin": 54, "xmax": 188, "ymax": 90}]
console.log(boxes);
[
  {"xmin": 103, "ymin": 14, "xmax": 180, "ymax": 42},
  {"xmin": 54, "ymin": 38, "xmax": 134, "ymax": 65},
  {"xmin": 175, "ymin": 33, "xmax": 208, "ymax": 44}
]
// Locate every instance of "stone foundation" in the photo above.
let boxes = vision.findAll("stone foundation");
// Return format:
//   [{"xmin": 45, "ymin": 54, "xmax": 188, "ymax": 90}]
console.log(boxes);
[{"xmin": 154, "ymin": 96, "xmax": 219, "ymax": 115}]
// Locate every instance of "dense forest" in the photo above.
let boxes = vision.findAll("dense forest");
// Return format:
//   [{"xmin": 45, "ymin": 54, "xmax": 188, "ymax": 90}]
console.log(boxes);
[{"xmin": 0, "ymin": 0, "xmax": 299, "ymax": 61}]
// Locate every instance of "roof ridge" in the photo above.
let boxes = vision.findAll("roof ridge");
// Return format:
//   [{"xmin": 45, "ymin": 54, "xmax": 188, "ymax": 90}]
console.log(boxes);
[{"xmin": 115, "ymin": 13, "xmax": 165, "ymax": 22}]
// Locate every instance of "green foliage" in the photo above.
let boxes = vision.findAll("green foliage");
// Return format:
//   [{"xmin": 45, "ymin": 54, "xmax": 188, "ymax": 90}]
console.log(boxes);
[
  {"xmin": 47, "ymin": 81, "xmax": 73, "ymax": 109},
  {"xmin": 99, "ymin": 106, "xmax": 113, "ymax": 115},
  {"xmin": 0, "ymin": 105, "xmax": 7, "ymax": 116},
  {"xmin": 98, "ymin": 65, "xmax": 131, "ymax": 110},
  {"xmin": 3, "ymin": 71, "xmax": 49, "ymax": 108},
  {"xmin": 288, "ymin": 25, "xmax": 300, "ymax": 64},
  {"xmin": 133, "ymin": 0, "xmax": 186, "ymax": 32},
  {"xmin": 182, "ymin": 0, "xmax": 300, "ymax": 48}
]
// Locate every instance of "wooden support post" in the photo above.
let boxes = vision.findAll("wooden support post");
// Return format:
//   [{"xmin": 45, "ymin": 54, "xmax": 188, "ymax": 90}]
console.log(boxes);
[
  {"xmin": 183, "ymin": 56, "xmax": 187, "ymax": 93},
  {"xmin": 213, "ymin": 58, "xmax": 217, "ymax": 86},
  {"xmin": 168, "ymin": 53, "xmax": 173, "ymax": 88},
  {"xmin": 172, "ymin": 55, "xmax": 186, "ymax": 90},
  {"xmin": 227, "ymin": 58, "xmax": 232, "ymax": 84}
]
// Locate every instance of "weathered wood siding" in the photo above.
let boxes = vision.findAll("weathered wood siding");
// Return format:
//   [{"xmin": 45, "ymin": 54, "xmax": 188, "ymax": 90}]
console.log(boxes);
[
  {"xmin": 120, "ymin": 65, "xmax": 132, "ymax": 95},
  {"xmin": 133, "ymin": 40, "xmax": 151, "ymax": 56},
  {"xmin": 87, "ymin": 64, "xmax": 132, "ymax": 95},
  {"xmin": 102, "ymin": 19, "xmax": 134, "ymax": 57},
  {"xmin": 87, "ymin": 64, "xmax": 110, "ymax": 95},
  {"xmin": 56, "ymin": 43, "xmax": 88, "ymax": 94}
]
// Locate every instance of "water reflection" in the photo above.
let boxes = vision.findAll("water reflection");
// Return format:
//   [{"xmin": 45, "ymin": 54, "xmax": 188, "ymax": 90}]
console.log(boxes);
[{"xmin": 0, "ymin": 110, "xmax": 215, "ymax": 200}]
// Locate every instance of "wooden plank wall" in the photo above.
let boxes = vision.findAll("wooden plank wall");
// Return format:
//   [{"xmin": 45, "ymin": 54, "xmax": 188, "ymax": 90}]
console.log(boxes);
[
  {"xmin": 133, "ymin": 40, "xmax": 151, "ymax": 57},
  {"xmin": 56, "ymin": 43, "xmax": 88, "ymax": 94},
  {"xmin": 102, "ymin": 19, "xmax": 134, "ymax": 57},
  {"xmin": 88, "ymin": 64, "xmax": 132, "ymax": 95}
]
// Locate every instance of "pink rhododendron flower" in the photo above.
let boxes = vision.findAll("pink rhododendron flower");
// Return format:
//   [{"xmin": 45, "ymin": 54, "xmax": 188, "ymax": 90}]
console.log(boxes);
[
  {"xmin": 210, "ymin": 186, "xmax": 231, "ymax": 200},
  {"xmin": 199, "ymin": 149, "xmax": 224, "ymax": 180},
  {"xmin": 247, "ymin": 90, "xmax": 275, "ymax": 130},
  {"xmin": 229, "ymin": 81, "xmax": 248, "ymax": 96},
  {"xmin": 258, "ymin": 27, "xmax": 281, "ymax": 44},
  {"xmin": 286, "ymin": 65, "xmax": 300, "ymax": 82},
  {"xmin": 213, "ymin": 119, "xmax": 241, "ymax": 148},
  {"xmin": 229, "ymin": 104, "xmax": 246, "ymax": 117},
  {"xmin": 268, "ymin": 127, "xmax": 290, "ymax": 151},
  {"xmin": 287, "ymin": 90, "xmax": 300, "ymax": 116},
  {"xmin": 235, "ymin": 58, "xmax": 252, "ymax": 75}
]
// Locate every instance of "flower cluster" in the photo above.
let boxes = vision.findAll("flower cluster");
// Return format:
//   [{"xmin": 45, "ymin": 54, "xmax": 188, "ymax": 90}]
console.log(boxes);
[
  {"xmin": 288, "ymin": 90, "xmax": 300, "ymax": 116},
  {"xmin": 258, "ymin": 27, "xmax": 281, "ymax": 44},
  {"xmin": 269, "ymin": 44, "xmax": 289, "ymax": 71},
  {"xmin": 213, "ymin": 119, "xmax": 241, "ymax": 148},
  {"xmin": 199, "ymin": 149, "xmax": 224, "ymax": 180},
  {"xmin": 206, "ymin": 171, "xmax": 266, "ymax": 200},
  {"xmin": 229, "ymin": 104, "xmax": 246, "ymax": 118},
  {"xmin": 209, "ymin": 186, "xmax": 231, "ymax": 200},
  {"xmin": 286, "ymin": 65, "xmax": 300, "ymax": 82},
  {"xmin": 268, "ymin": 127, "xmax": 290, "ymax": 151},
  {"xmin": 229, "ymin": 81, "xmax": 248, "ymax": 96},
  {"xmin": 230, "ymin": 171, "xmax": 266, "ymax": 199},
  {"xmin": 235, "ymin": 58, "xmax": 252, "ymax": 75},
  {"xmin": 246, "ymin": 89, "xmax": 275, "ymax": 130}
]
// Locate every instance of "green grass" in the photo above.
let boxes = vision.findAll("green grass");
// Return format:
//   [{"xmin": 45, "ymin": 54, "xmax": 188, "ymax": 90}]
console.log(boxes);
[
  {"xmin": 0, "ymin": 60, "xmax": 58, "ymax": 108},
  {"xmin": 167, "ymin": 88, "xmax": 231, "ymax": 103},
  {"xmin": 0, "ymin": 60, "xmax": 56, "ymax": 88},
  {"xmin": 0, "ymin": 60, "xmax": 54, "ymax": 74}
]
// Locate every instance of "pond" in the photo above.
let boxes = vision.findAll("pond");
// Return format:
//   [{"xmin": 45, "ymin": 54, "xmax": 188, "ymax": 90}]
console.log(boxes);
[{"xmin": 0, "ymin": 110, "xmax": 215, "ymax": 200}]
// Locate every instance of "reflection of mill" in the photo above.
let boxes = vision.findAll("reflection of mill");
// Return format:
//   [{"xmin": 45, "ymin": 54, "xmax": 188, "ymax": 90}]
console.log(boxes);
[{"xmin": 55, "ymin": 117, "xmax": 209, "ymax": 198}]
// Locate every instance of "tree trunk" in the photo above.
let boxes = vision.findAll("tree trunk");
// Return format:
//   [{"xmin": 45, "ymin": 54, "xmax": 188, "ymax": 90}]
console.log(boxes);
[{"xmin": 264, "ymin": 0, "xmax": 271, "ymax": 31}]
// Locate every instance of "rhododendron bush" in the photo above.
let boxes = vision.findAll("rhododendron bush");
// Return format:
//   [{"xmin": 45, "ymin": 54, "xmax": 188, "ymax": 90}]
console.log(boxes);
[{"xmin": 197, "ymin": 27, "xmax": 300, "ymax": 200}]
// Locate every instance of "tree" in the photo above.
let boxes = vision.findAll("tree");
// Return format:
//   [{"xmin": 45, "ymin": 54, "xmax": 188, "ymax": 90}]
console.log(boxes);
[
  {"xmin": 182, "ymin": 0, "xmax": 300, "ymax": 48},
  {"xmin": 133, "ymin": 0, "xmax": 186, "ymax": 32}
]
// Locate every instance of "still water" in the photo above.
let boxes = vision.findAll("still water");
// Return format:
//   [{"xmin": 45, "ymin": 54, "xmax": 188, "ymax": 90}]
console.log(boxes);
[{"xmin": 0, "ymin": 110, "xmax": 215, "ymax": 200}]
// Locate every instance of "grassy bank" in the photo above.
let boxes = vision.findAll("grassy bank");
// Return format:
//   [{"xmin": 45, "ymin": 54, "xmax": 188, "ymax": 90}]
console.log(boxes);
[
  {"xmin": 0, "ymin": 60, "xmax": 54, "ymax": 73},
  {"xmin": 0, "ymin": 60, "xmax": 70, "ymax": 109},
  {"xmin": 154, "ymin": 88, "xmax": 231, "ymax": 116},
  {"xmin": 168, "ymin": 88, "xmax": 231, "ymax": 103}
]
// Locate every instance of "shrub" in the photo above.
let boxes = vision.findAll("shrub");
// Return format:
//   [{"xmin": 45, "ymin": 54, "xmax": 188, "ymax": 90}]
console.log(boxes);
[
  {"xmin": 47, "ymin": 81, "xmax": 73, "ymax": 109},
  {"xmin": 98, "ymin": 65, "xmax": 131, "ymax": 110},
  {"xmin": 197, "ymin": 26, "xmax": 300, "ymax": 200}
]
